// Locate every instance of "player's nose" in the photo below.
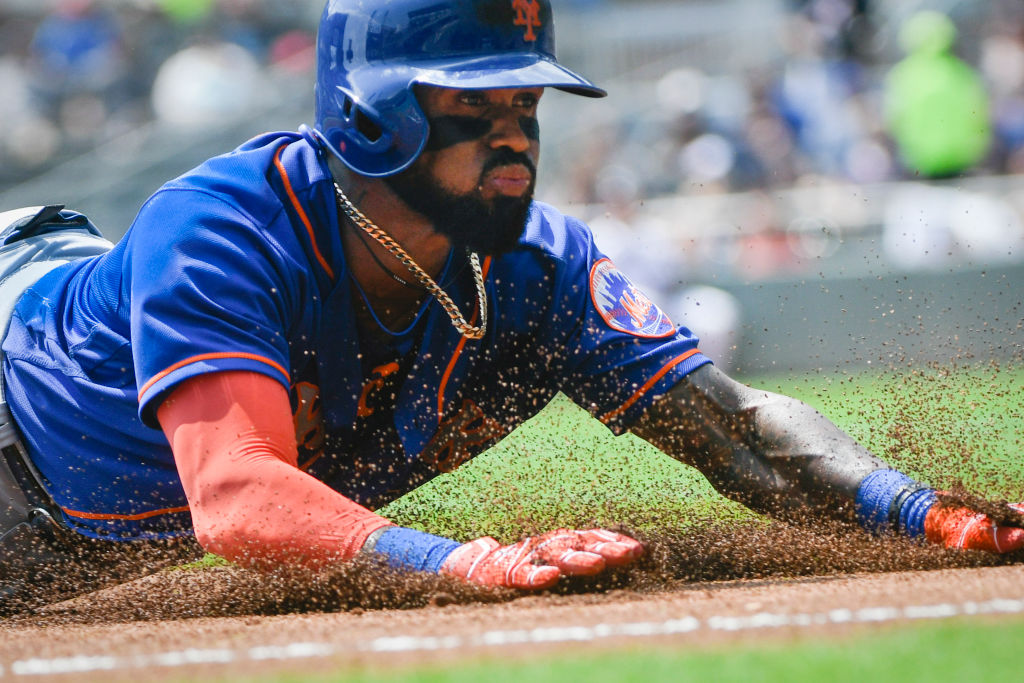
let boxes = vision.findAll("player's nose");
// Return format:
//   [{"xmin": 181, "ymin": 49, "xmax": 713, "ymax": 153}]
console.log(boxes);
[{"xmin": 487, "ymin": 112, "xmax": 532, "ymax": 154}]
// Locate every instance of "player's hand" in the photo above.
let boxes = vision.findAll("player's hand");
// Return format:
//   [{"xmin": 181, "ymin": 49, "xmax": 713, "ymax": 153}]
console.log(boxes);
[
  {"xmin": 924, "ymin": 501, "xmax": 1024, "ymax": 553},
  {"xmin": 440, "ymin": 528, "xmax": 644, "ymax": 590}
]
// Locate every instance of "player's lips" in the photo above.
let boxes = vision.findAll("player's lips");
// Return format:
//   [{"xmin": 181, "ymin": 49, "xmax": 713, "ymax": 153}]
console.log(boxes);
[{"xmin": 482, "ymin": 164, "xmax": 533, "ymax": 196}]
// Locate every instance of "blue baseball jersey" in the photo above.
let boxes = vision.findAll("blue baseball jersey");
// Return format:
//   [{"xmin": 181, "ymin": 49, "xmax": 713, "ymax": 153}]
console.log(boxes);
[{"xmin": 1, "ymin": 131, "xmax": 710, "ymax": 542}]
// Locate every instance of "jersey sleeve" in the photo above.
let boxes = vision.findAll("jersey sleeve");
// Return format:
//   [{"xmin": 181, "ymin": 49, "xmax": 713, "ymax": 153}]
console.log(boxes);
[
  {"xmin": 539, "ymin": 210, "xmax": 711, "ymax": 433},
  {"xmin": 128, "ymin": 188, "xmax": 304, "ymax": 428}
]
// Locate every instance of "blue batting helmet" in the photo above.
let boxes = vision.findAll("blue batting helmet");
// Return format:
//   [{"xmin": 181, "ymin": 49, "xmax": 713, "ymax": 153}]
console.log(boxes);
[{"xmin": 308, "ymin": 0, "xmax": 605, "ymax": 177}]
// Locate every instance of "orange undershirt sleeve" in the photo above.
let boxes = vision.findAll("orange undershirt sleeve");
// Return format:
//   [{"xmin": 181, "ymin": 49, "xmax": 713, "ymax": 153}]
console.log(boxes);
[{"xmin": 156, "ymin": 370, "xmax": 392, "ymax": 570}]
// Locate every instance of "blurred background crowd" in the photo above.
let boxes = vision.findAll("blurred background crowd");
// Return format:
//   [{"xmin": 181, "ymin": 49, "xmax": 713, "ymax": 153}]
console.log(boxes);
[
  {"xmin": 1, "ymin": 0, "xmax": 1023, "ymax": 370},
  {"xmin": 4, "ymin": 1, "xmax": 1024, "ymax": 190},
  {"xmin": 556, "ymin": 0, "xmax": 1024, "ymax": 199},
  {"xmin": 0, "ymin": 0, "xmax": 319, "ymax": 179}
]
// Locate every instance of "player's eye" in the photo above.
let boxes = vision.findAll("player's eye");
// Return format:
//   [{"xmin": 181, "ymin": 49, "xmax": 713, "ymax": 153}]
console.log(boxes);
[
  {"xmin": 457, "ymin": 91, "xmax": 487, "ymax": 107},
  {"xmin": 514, "ymin": 93, "xmax": 540, "ymax": 109}
]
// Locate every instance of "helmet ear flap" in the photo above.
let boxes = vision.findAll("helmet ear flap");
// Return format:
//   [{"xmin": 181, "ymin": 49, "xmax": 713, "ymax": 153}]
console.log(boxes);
[
  {"xmin": 332, "ymin": 86, "xmax": 392, "ymax": 153},
  {"xmin": 316, "ymin": 76, "xmax": 429, "ymax": 176}
]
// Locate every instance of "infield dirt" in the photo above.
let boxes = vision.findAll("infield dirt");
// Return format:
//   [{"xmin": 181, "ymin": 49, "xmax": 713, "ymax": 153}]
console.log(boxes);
[{"xmin": 0, "ymin": 524, "xmax": 1021, "ymax": 682}]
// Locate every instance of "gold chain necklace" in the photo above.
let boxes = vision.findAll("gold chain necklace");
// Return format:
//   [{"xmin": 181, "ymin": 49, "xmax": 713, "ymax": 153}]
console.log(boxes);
[{"xmin": 333, "ymin": 182, "xmax": 488, "ymax": 340}]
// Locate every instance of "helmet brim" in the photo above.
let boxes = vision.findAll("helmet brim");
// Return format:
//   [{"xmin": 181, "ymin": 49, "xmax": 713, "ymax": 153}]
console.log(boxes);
[{"xmin": 407, "ymin": 53, "xmax": 606, "ymax": 98}]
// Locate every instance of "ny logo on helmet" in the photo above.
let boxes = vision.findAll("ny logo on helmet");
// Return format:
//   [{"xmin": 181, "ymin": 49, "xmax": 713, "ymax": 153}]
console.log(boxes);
[{"xmin": 511, "ymin": 0, "xmax": 542, "ymax": 42}]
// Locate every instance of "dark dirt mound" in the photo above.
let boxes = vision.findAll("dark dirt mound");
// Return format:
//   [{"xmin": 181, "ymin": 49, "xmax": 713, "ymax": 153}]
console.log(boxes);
[{"xmin": 6, "ymin": 519, "xmax": 1019, "ymax": 630}]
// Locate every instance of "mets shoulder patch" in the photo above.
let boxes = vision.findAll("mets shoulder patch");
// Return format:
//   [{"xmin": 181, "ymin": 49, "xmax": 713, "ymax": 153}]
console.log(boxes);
[{"xmin": 589, "ymin": 258, "xmax": 675, "ymax": 338}]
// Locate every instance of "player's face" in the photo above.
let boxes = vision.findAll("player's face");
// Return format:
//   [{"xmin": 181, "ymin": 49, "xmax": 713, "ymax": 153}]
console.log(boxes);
[{"xmin": 384, "ymin": 85, "xmax": 543, "ymax": 255}]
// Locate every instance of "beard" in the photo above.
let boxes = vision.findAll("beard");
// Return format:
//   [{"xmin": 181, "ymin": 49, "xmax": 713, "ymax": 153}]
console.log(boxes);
[{"xmin": 384, "ymin": 149, "xmax": 536, "ymax": 256}]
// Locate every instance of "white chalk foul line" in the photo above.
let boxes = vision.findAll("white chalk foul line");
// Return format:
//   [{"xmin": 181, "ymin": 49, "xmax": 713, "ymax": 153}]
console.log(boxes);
[{"xmin": 5, "ymin": 597, "xmax": 1024, "ymax": 677}]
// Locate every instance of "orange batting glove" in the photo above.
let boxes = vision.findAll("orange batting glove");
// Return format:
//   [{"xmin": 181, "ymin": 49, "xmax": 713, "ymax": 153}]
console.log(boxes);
[
  {"xmin": 924, "ymin": 502, "xmax": 1024, "ymax": 553},
  {"xmin": 440, "ymin": 528, "xmax": 644, "ymax": 590},
  {"xmin": 856, "ymin": 471, "xmax": 1024, "ymax": 555}
]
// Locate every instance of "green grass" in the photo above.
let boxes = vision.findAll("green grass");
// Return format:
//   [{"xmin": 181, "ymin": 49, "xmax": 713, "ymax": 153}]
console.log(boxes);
[
  {"xmin": 377, "ymin": 392, "xmax": 755, "ymax": 542},
  {"xmin": 227, "ymin": 616, "xmax": 1024, "ymax": 683},
  {"xmin": 379, "ymin": 362, "xmax": 1024, "ymax": 541}
]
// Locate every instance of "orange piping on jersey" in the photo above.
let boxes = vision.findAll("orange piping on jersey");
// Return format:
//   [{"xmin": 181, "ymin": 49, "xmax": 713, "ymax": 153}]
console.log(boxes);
[
  {"xmin": 598, "ymin": 348, "xmax": 702, "ymax": 424},
  {"xmin": 62, "ymin": 504, "xmax": 191, "ymax": 521},
  {"xmin": 298, "ymin": 452, "xmax": 323, "ymax": 472},
  {"xmin": 139, "ymin": 352, "xmax": 290, "ymax": 401},
  {"xmin": 436, "ymin": 256, "xmax": 492, "ymax": 423},
  {"xmin": 273, "ymin": 144, "xmax": 335, "ymax": 281}
]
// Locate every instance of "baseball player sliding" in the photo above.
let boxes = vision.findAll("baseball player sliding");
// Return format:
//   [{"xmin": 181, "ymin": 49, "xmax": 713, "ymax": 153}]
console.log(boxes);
[{"xmin": 0, "ymin": 0, "xmax": 1021, "ymax": 612}]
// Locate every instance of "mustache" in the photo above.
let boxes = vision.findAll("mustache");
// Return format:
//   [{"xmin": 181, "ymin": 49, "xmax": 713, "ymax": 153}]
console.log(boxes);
[{"xmin": 481, "ymin": 148, "xmax": 537, "ymax": 179}]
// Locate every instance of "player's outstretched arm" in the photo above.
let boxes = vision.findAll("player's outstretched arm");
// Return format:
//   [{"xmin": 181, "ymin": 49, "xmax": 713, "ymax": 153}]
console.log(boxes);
[
  {"xmin": 628, "ymin": 364, "xmax": 1024, "ymax": 553},
  {"xmin": 160, "ymin": 371, "xmax": 646, "ymax": 581}
]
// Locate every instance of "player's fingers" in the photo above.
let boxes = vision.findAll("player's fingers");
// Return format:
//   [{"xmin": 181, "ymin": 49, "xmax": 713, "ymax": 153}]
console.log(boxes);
[
  {"xmin": 927, "ymin": 504, "xmax": 1024, "ymax": 553},
  {"xmin": 576, "ymin": 529, "xmax": 645, "ymax": 567},
  {"xmin": 551, "ymin": 549, "xmax": 606, "ymax": 575},
  {"xmin": 507, "ymin": 561, "xmax": 561, "ymax": 589},
  {"xmin": 943, "ymin": 513, "xmax": 1023, "ymax": 553},
  {"xmin": 512, "ymin": 528, "xmax": 645, "ymax": 581},
  {"xmin": 521, "ymin": 530, "xmax": 599, "ymax": 568},
  {"xmin": 993, "ymin": 526, "xmax": 1024, "ymax": 554},
  {"xmin": 530, "ymin": 529, "xmax": 583, "ymax": 561}
]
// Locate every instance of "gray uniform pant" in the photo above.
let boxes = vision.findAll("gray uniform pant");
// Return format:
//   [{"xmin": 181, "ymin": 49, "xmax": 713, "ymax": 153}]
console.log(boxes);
[{"xmin": 0, "ymin": 206, "xmax": 199, "ymax": 615}]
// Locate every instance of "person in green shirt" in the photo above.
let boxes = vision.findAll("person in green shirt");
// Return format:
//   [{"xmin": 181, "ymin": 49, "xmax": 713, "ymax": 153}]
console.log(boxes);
[{"xmin": 885, "ymin": 10, "xmax": 992, "ymax": 178}]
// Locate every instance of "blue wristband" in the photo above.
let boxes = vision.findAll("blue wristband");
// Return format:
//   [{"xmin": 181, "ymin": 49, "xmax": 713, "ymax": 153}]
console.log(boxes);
[
  {"xmin": 898, "ymin": 487, "xmax": 937, "ymax": 538},
  {"xmin": 368, "ymin": 526, "xmax": 461, "ymax": 573},
  {"xmin": 855, "ymin": 469, "xmax": 935, "ymax": 537}
]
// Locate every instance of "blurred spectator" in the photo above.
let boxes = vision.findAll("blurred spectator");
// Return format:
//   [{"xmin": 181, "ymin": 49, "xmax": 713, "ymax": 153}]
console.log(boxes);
[
  {"xmin": 771, "ymin": 13, "xmax": 872, "ymax": 179},
  {"xmin": 150, "ymin": 41, "xmax": 265, "ymax": 128},
  {"xmin": 979, "ymin": 22, "xmax": 1024, "ymax": 174},
  {"xmin": 27, "ymin": 0, "xmax": 128, "ymax": 121},
  {"xmin": 117, "ymin": 4, "xmax": 183, "ymax": 104},
  {"xmin": 0, "ymin": 55, "xmax": 61, "ymax": 173},
  {"xmin": 788, "ymin": 0, "xmax": 879, "ymax": 63},
  {"xmin": 0, "ymin": 0, "xmax": 319, "ymax": 187},
  {"xmin": 884, "ymin": 11, "xmax": 992, "ymax": 179}
]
